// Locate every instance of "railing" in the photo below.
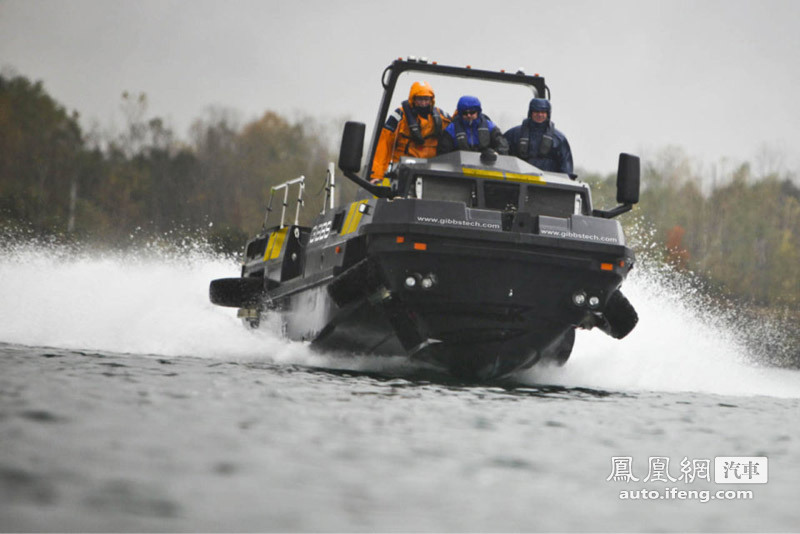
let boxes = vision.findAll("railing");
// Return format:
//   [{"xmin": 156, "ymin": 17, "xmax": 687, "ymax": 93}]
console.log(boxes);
[
  {"xmin": 263, "ymin": 176, "xmax": 305, "ymax": 231},
  {"xmin": 261, "ymin": 163, "xmax": 339, "ymax": 231},
  {"xmin": 323, "ymin": 162, "xmax": 336, "ymax": 214}
]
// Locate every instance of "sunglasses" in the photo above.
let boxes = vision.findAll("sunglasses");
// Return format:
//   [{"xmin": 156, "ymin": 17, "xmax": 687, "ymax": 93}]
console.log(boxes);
[{"xmin": 463, "ymin": 109, "xmax": 479, "ymax": 116}]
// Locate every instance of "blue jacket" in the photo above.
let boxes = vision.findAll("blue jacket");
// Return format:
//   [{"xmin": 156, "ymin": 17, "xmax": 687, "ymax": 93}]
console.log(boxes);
[
  {"xmin": 438, "ymin": 114, "xmax": 509, "ymax": 154},
  {"xmin": 504, "ymin": 120, "xmax": 573, "ymax": 175}
]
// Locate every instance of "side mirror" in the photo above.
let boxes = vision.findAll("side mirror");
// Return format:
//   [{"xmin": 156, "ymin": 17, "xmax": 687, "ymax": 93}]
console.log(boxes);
[
  {"xmin": 592, "ymin": 153, "xmax": 640, "ymax": 219},
  {"xmin": 339, "ymin": 121, "xmax": 365, "ymax": 173},
  {"xmin": 336, "ymin": 121, "xmax": 394, "ymax": 198},
  {"xmin": 616, "ymin": 153, "xmax": 640, "ymax": 205}
]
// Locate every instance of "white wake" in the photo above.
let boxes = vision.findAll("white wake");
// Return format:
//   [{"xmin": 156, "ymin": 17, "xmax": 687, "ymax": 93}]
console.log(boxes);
[{"xmin": 1, "ymin": 241, "xmax": 798, "ymax": 397}]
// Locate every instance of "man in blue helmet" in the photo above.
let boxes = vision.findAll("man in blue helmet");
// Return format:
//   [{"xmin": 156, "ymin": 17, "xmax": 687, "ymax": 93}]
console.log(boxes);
[
  {"xmin": 438, "ymin": 95, "xmax": 509, "ymax": 155},
  {"xmin": 505, "ymin": 98, "xmax": 573, "ymax": 175}
]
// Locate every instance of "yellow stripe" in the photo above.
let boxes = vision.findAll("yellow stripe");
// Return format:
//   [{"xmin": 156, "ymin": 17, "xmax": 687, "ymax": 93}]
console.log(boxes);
[
  {"xmin": 341, "ymin": 202, "xmax": 359, "ymax": 235},
  {"xmin": 505, "ymin": 172, "xmax": 546, "ymax": 184},
  {"xmin": 461, "ymin": 166, "xmax": 545, "ymax": 184},
  {"xmin": 269, "ymin": 228, "xmax": 288, "ymax": 260},
  {"xmin": 263, "ymin": 227, "xmax": 289, "ymax": 261},
  {"xmin": 342, "ymin": 200, "xmax": 369, "ymax": 235},
  {"xmin": 263, "ymin": 232, "xmax": 276, "ymax": 261},
  {"xmin": 462, "ymin": 167, "xmax": 505, "ymax": 180}
]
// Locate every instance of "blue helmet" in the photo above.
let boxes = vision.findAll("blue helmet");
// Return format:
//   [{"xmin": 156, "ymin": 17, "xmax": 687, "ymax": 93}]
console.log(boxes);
[
  {"xmin": 457, "ymin": 95, "xmax": 482, "ymax": 114},
  {"xmin": 529, "ymin": 98, "xmax": 551, "ymax": 114}
]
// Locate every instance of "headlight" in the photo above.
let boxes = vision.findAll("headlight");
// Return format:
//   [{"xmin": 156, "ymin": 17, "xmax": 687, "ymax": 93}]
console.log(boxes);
[{"xmin": 420, "ymin": 274, "xmax": 437, "ymax": 290}]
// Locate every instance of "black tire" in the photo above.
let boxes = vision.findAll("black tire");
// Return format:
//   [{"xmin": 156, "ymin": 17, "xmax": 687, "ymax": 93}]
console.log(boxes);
[
  {"xmin": 209, "ymin": 277, "xmax": 263, "ymax": 308},
  {"xmin": 603, "ymin": 290, "xmax": 638, "ymax": 339}
]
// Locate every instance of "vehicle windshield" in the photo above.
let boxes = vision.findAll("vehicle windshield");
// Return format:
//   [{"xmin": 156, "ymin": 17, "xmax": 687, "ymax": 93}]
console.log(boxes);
[{"xmin": 392, "ymin": 70, "xmax": 538, "ymax": 134}]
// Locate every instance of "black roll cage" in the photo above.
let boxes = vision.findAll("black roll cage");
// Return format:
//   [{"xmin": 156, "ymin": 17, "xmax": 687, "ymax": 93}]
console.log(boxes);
[{"xmin": 366, "ymin": 58, "xmax": 550, "ymax": 180}]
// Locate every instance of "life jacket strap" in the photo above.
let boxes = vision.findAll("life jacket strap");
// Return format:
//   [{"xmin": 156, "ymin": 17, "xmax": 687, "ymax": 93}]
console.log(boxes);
[
  {"xmin": 400, "ymin": 101, "xmax": 443, "ymax": 147},
  {"xmin": 518, "ymin": 118, "xmax": 531, "ymax": 158},
  {"xmin": 454, "ymin": 115, "xmax": 490, "ymax": 150},
  {"xmin": 518, "ymin": 119, "xmax": 554, "ymax": 158}
]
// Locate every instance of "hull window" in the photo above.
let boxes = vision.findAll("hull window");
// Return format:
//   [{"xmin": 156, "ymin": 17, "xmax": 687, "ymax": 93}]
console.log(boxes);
[
  {"xmin": 413, "ymin": 175, "xmax": 477, "ymax": 207},
  {"xmin": 485, "ymin": 182, "xmax": 520, "ymax": 211},
  {"xmin": 523, "ymin": 185, "xmax": 577, "ymax": 217}
]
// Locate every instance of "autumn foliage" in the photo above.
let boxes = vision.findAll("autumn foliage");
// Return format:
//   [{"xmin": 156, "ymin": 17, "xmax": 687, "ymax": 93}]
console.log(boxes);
[{"xmin": 1, "ymin": 73, "xmax": 344, "ymax": 251}]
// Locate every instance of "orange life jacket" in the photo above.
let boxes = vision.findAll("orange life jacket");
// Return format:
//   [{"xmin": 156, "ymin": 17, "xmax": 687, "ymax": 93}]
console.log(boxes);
[{"xmin": 371, "ymin": 104, "xmax": 449, "ymax": 179}]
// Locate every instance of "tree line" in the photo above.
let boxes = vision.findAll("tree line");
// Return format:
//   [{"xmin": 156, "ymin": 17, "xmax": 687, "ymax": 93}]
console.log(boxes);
[
  {"xmin": 0, "ymin": 73, "xmax": 351, "ymax": 251},
  {"xmin": 1, "ymin": 72, "xmax": 798, "ymax": 309},
  {"xmin": 585, "ymin": 148, "xmax": 800, "ymax": 309}
]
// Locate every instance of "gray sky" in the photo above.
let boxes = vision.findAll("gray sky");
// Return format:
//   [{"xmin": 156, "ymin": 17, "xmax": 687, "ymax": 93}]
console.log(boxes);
[{"xmin": 2, "ymin": 0, "xmax": 799, "ymax": 176}]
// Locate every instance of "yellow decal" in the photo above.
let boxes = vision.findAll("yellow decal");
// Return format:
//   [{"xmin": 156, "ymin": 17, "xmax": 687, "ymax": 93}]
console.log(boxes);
[
  {"xmin": 461, "ymin": 167, "xmax": 545, "ymax": 184},
  {"xmin": 264, "ymin": 227, "xmax": 289, "ymax": 261},
  {"xmin": 341, "ymin": 200, "xmax": 369, "ymax": 235},
  {"xmin": 462, "ymin": 167, "xmax": 504, "ymax": 180},
  {"xmin": 505, "ymin": 172, "xmax": 547, "ymax": 184}
]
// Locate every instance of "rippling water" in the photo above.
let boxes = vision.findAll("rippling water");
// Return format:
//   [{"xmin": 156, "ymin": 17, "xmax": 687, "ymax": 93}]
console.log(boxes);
[{"xmin": 1, "ymin": 244, "xmax": 799, "ymax": 531}]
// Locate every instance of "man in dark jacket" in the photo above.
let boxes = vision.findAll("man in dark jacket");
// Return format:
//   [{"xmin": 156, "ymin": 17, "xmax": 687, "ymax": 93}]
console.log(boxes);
[
  {"xmin": 438, "ymin": 95, "xmax": 509, "ymax": 155},
  {"xmin": 504, "ymin": 98, "xmax": 573, "ymax": 175}
]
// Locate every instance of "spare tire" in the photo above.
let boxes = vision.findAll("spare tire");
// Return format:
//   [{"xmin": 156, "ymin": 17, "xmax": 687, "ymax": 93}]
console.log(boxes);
[{"xmin": 209, "ymin": 277, "xmax": 264, "ymax": 308}]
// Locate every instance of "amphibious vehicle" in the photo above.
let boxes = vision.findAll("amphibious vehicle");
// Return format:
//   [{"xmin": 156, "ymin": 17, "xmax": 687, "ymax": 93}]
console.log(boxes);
[{"xmin": 210, "ymin": 57, "xmax": 640, "ymax": 379}]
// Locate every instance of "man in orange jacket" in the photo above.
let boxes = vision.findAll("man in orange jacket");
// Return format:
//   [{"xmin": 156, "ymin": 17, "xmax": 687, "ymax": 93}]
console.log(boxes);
[{"xmin": 371, "ymin": 81, "xmax": 451, "ymax": 182}]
